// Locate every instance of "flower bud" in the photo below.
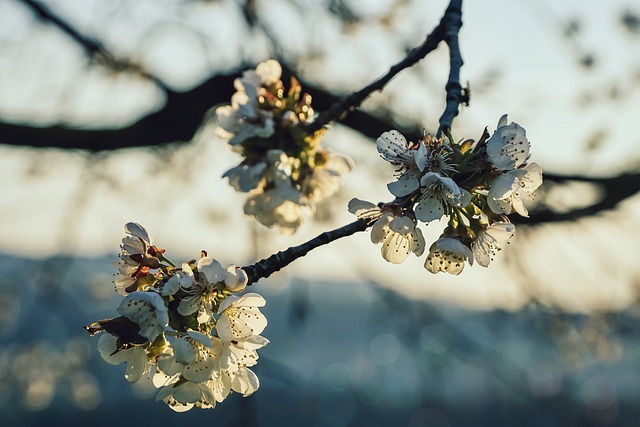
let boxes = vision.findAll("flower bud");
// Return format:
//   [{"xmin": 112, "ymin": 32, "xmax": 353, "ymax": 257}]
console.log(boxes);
[{"xmin": 224, "ymin": 267, "xmax": 248, "ymax": 292}]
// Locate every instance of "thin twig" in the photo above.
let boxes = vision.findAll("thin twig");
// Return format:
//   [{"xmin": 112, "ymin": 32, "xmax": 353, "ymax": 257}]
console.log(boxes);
[
  {"xmin": 437, "ymin": 0, "xmax": 465, "ymax": 136},
  {"xmin": 18, "ymin": 0, "xmax": 168, "ymax": 90},
  {"xmin": 308, "ymin": 0, "xmax": 463, "ymax": 134},
  {"xmin": 242, "ymin": 219, "xmax": 369, "ymax": 286},
  {"xmin": 20, "ymin": 0, "xmax": 103, "ymax": 58}
]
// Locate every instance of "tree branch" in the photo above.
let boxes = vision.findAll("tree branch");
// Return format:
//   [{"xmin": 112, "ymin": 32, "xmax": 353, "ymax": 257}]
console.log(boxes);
[
  {"xmin": 513, "ymin": 171, "xmax": 640, "ymax": 224},
  {"xmin": 20, "ymin": 0, "xmax": 102, "ymax": 57},
  {"xmin": 436, "ymin": 0, "xmax": 465, "ymax": 135},
  {"xmin": 0, "ymin": 73, "xmax": 236, "ymax": 151},
  {"xmin": 18, "ymin": 0, "xmax": 168, "ymax": 90},
  {"xmin": 242, "ymin": 219, "xmax": 369, "ymax": 286},
  {"xmin": 0, "ymin": 68, "xmax": 420, "ymax": 151},
  {"xmin": 307, "ymin": 0, "xmax": 463, "ymax": 133}
]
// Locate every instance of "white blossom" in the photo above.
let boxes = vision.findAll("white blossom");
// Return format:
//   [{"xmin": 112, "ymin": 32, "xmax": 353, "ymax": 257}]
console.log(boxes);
[
  {"xmin": 371, "ymin": 211, "xmax": 425, "ymax": 264},
  {"xmin": 486, "ymin": 114, "xmax": 530, "ymax": 171},
  {"xmin": 376, "ymin": 130, "xmax": 425, "ymax": 196},
  {"xmin": 424, "ymin": 237, "xmax": 473, "ymax": 275},
  {"xmin": 211, "ymin": 336, "xmax": 266, "ymax": 395},
  {"xmin": 114, "ymin": 222, "xmax": 158, "ymax": 296},
  {"xmin": 349, "ymin": 198, "xmax": 425, "ymax": 264},
  {"xmin": 157, "ymin": 333, "xmax": 215, "ymax": 384},
  {"xmin": 415, "ymin": 172, "xmax": 471, "ymax": 223},
  {"xmin": 224, "ymin": 267, "xmax": 248, "ymax": 292},
  {"xmin": 97, "ymin": 334, "xmax": 150, "ymax": 383},
  {"xmin": 178, "ymin": 257, "xmax": 226, "ymax": 318},
  {"xmin": 222, "ymin": 162, "xmax": 268, "ymax": 193},
  {"xmin": 244, "ymin": 188, "xmax": 308, "ymax": 235},
  {"xmin": 153, "ymin": 331, "xmax": 267, "ymax": 412},
  {"xmin": 302, "ymin": 153, "xmax": 354, "ymax": 203},
  {"xmin": 347, "ymin": 198, "xmax": 384, "ymax": 221},
  {"xmin": 472, "ymin": 222, "xmax": 515, "ymax": 267},
  {"xmin": 153, "ymin": 333, "xmax": 219, "ymax": 411},
  {"xmin": 216, "ymin": 293, "xmax": 267, "ymax": 342},
  {"xmin": 215, "ymin": 60, "xmax": 283, "ymax": 146},
  {"xmin": 156, "ymin": 380, "xmax": 216, "ymax": 412},
  {"xmin": 487, "ymin": 162, "xmax": 543, "ymax": 217},
  {"xmin": 243, "ymin": 150, "xmax": 309, "ymax": 235},
  {"xmin": 117, "ymin": 291, "xmax": 169, "ymax": 341},
  {"xmin": 114, "ymin": 263, "xmax": 138, "ymax": 296},
  {"xmin": 162, "ymin": 263, "xmax": 195, "ymax": 296}
]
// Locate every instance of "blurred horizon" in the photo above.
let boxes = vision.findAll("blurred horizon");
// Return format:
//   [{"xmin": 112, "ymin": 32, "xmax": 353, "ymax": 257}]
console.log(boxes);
[{"xmin": 1, "ymin": 252, "xmax": 639, "ymax": 426}]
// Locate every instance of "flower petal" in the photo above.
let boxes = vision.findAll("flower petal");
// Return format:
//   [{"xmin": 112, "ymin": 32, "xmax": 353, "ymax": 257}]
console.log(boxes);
[
  {"xmin": 178, "ymin": 295, "xmax": 201, "ymax": 316},
  {"xmin": 414, "ymin": 143, "xmax": 429, "ymax": 172},
  {"xmin": 472, "ymin": 222, "xmax": 515, "ymax": 267},
  {"xmin": 197, "ymin": 257, "xmax": 226, "ymax": 284},
  {"xmin": 370, "ymin": 213, "xmax": 392, "ymax": 244},
  {"xmin": 348, "ymin": 198, "xmax": 376, "ymax": 216},
  {"xmin": 124, "ymin": 222, "xmax": 152, "ymax": 244},
  {"xmin": 487, "ymin": 174, "xmax": 516, "ymax": 214},
  {"xmin": 255, "ymin": 59, "xmax": 282, "ymax": 85},
  {"xmin": 97, "ymin": 334, "xmax": 125, "ymax": 365},
  {"xmin": 216, "ymin": 307, "xmax": 268, "ymax": 341},
  {"xmin": 520, "ymin": 162, "xmax": 543, "ymax": 192},
  {"xmin": 389, "ymin": 216, "xmax": 414, "ymax": 234},
  {"xmin": 380, "ymin": 231, "xmax": 411, "ymax": 264},
  {"xmin": 223, "ymin": 163, "xmax": 267, "ymax": 193},
  {"xmin": 231, "ymin": 367, "xmax": 260, "ymax": 397},
  {"xmin": 219, "ymin": 293, "xmax": 263, "ymax": 311},
  {"xmin": 415, "ymin": 197, "xmax": 444, "ymax": 222},
  {"xmin": 387, "ymin": 175, "xmax": 420, "ymax": 197},
  {"xmin": 173, "ymin": 382, "xmax": 203, "ymax": 404},
  {"xmin": 376, "ymin": 130, "xmax": 408, "ymax": 162},
  {"xmin": 157, "ymin": 353, "xmax": 184, "ymax": 378},
  {"xmin": 173, "ymin": 338, "xmax": 197, "ymax": 364},
  {"xmin": 224, "ymin": 267, "xmax": 248, "ymax": 292},
  {"xmin": 411, "ymin": 226, "xmax": 426, "ymax": 257},
  {"xmin": 117, "ymin": 291, "xmax": 168, "ymax": 341},
  {"xmin": 124, "ymin": 348, "xmax": 148, "ymax": 383}
]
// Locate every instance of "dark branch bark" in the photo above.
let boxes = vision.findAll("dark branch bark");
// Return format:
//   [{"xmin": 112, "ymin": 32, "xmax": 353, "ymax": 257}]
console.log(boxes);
[
  {"xmin": 239, "ymin": 171, "xmax": 640, "ymax": 287},
  {"xmin": 308, "ymin": 0, "xmax": 463, "ymax": 133},
  {"xmin": 0, "ymin": 73, "xmax": 236, "ymax": 151},
  {"xmin": 242, "ymin": 219, "xmax": 369, "ymax": 286},
  {"xmin": 437, "ymin": 0, "xmax": 465, "ymax": 135},
  {"xmin": 0, "ymin": 68, "xmax": 418, "ymax": 151}
]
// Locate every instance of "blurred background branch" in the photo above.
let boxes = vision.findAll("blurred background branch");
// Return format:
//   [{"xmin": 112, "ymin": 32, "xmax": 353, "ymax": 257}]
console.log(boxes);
[{"xmin": 2, "ymin": 0, "xmax": 638, "ymax": 226}]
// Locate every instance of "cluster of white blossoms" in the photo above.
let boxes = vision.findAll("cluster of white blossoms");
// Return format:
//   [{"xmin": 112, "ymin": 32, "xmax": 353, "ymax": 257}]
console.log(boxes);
[
  {"xmin": 350, "ymin": 115, "xmax": 543, "ymax": 275},
  {"xmin": 86, "ymin": 223, "xmax": 268, "ymax": 412},
  {"xmin": 216, "ymin": 59, "xmax": 353, "ymax": 235}
]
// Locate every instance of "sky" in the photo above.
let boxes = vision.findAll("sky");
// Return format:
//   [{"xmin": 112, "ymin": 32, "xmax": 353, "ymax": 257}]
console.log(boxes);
[{"xmin": 0, "ymin": 0, "xmax": 639, "ymax": 312}]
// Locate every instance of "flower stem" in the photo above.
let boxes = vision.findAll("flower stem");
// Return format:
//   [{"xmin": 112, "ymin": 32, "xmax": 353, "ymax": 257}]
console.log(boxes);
[
  {"xmin": 159, "ymin": 254, "xmax": 177, "ymax": 268},
  {"xmin": 242, "ymin": 219, "xmax": 369, "ymax": 286}
]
